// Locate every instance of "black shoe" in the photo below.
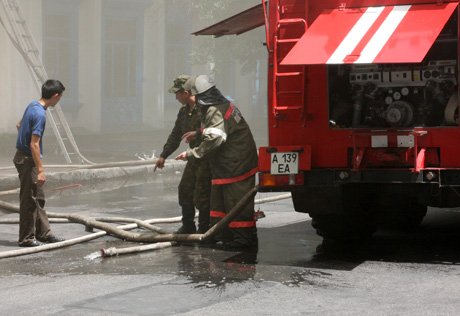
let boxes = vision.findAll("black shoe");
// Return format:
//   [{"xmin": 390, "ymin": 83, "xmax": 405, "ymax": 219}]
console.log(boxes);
[
  {"xmin": 224, "ymin": 241, "xmax": 258, "ymax": 250},
  {"xmin": 45, "ymin": 235, "xmax": 65, "ymax": 243},
  {"xmin": 196, "ymin": 228, "xmax": 208, "ymax": 234},
  {"xmin": 174, "ymin": 225, "xmax": 196, "ymax": 234},
  {"xmin": 19, "ymin": 240, "xmax": 46, "ymax": 247}
]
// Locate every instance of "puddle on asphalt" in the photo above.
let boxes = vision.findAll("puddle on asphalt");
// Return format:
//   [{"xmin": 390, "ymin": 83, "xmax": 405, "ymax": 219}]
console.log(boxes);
[
  {"xmin": 0, "ymin": 171, "xmax": 332, "ymax": 287},
  {"xmin": 12, "ymin": 173, "xmax": 459, "ymax": 288},
  {"xmin": 0, "ymin": 191, "xmax": 320, "ymax": 290}
]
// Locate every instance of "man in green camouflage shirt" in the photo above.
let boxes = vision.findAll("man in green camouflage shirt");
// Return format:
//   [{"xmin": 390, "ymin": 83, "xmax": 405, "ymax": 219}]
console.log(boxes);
[{"xmin": 154, "ymin": 75, "xmax": 212, "ymax": 234}]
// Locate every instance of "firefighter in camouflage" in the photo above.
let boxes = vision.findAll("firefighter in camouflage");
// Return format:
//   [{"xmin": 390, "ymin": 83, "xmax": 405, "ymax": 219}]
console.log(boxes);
[
  {"xmin": 154, "ymin": 75, "xmax": 212, "ymax": 234},
  {"xmin": 176, "ymin": 75, "xmax": 259, "ymax": 249}
]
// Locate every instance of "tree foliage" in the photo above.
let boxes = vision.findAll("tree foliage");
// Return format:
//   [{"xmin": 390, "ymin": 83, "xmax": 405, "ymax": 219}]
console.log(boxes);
[{"xmin": 188, "ymin": 0, "xmax": 266, "ymax": 75}]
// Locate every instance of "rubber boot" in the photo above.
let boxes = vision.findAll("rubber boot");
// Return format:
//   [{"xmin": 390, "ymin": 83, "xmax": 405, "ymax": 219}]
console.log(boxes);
[
  {"xmin": 197, "ymin": 209, "xmax": 210, "ymax": 234},
  {"xmin": 175, "ymin": 206, "xmax": 196, "ymax": 234},
  {"xmin": 228, "ymin": 227, "xmax": 258, "ymax": 249}
]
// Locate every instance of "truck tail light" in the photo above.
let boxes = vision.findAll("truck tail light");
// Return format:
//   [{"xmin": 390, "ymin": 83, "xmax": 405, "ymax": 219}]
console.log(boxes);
[{"xmin": 259, "ymin": 172, "xmax": 304, "ymax": 187}]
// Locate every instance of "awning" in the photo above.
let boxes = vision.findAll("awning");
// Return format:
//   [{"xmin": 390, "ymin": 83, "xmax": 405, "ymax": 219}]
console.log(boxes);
[
  {"xmin": 282, "ymin": 2, "xmax": 458, "ymax": 65},
  {"xmin": 192, "ymin": 3, "xmax": 265, "ymax": 37}
]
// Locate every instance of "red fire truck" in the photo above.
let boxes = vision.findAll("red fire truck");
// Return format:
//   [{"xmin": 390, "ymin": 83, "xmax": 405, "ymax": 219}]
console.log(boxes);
[{"xmin": 195, "ymin": 0, "xmax": 459, "ymax": 244}]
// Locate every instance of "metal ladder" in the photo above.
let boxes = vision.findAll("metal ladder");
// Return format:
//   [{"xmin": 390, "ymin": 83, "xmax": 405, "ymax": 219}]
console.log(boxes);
[
  {"xmin": 272, "ymin": 0, "xmax": 308, "ymax": 127},
  {"xmin": 1, "ymin": 0, "xmax": 88, "ymax": 164}
]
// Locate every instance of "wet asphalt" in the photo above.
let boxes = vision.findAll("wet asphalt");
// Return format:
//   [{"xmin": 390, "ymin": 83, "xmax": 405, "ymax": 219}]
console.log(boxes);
[
  {"xmin": 1, "ymin": 129, "xmax": 460, "ymax": 315},
  {"xmin": 2, "ymin": 169, "xmax": 460, "ymax": 315}
]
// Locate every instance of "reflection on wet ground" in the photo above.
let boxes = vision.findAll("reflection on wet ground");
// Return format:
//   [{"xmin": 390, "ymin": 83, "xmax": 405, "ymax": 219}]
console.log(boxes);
[
  {"xmin": 2, "ymin": 175, "xmax": 460, "ymax": 289},
  {"xmin": 0, "ymin": 175, "xmax": 318, "ymax": 289}
]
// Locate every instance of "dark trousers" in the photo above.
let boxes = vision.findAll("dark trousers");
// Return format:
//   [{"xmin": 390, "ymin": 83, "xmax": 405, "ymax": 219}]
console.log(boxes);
[
  {"xmin": 210, "ymin": 175, "xmax": 258, "ymax": 246},
  {"xmin": 13, "ymin": 150, "xmax": 51, "ymax": 246},
  {"xmin": 178, "ymin": 160, "xmax": 212, "ymax": 230}
]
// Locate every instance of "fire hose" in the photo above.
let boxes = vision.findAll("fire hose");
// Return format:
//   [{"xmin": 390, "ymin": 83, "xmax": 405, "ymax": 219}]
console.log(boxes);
[
  {"xmin": 0, "ymin": 185, "xmax": 260, "ymax": 258},
  {"xmin": 101, "ymin": 242, "xmax": 177, "ymax": 258},
  {"xmin": 0, "ymin": 157, "xmax": 175, "ymax": 172}
]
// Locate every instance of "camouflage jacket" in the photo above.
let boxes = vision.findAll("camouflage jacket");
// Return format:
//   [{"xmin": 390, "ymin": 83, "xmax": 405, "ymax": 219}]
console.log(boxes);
[
  {"xmin": 186, "ymin": 101, "xmax": 258, "ymax": 181},
  {"xmin": 160, "ymin": 104, "xmax": 203, "ymax": 159}
]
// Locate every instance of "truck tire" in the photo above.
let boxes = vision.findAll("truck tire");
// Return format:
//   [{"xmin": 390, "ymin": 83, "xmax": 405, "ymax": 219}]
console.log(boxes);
[
  {"xmin": 309, "ymin": 185, "xmax": 378, "ymax": 245},
  {"xmin": 293, "ymin": 185, "xmax": 378, "ymax": 248},
  {"xmin": 310, "ymin": 212, "xmax": 377, "ymax": 243},
  {"xmin": 377, "ymin": 202, "xmax": 427, "ymax": 230}
]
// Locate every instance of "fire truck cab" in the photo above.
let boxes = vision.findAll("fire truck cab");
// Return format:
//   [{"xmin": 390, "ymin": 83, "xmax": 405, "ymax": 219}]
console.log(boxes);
[{"xmin": 196, "ymin": 0, "xmax": 460, "ymax": 244}]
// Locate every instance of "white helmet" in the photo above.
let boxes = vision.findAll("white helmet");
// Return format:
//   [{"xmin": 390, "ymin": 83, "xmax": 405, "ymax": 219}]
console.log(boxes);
[{"xmin": 184, "ymin": 75, "xmax": 215, "ymax": 95}]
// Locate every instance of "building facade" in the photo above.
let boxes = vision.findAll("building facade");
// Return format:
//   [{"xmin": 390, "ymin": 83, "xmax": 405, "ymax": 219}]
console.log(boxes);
[{"xmin": 0, "ymin": 0, "xmax": 267, "ymax": 135}]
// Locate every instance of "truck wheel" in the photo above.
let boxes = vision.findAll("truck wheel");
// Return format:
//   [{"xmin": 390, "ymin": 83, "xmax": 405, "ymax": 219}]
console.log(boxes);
[
  {"xmin": 310, "ymin": 210, "xmax": 377, "ymax": 245},
  {"xmin": 377, "ymin": 203, "xmax": 427, "ymax": 230},
  {"xmin": 304, "ymin": 185, "xmax": 378, "ymax": 247}
]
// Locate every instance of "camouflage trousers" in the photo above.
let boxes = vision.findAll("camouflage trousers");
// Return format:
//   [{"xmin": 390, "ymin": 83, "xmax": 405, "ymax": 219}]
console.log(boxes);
[
  {"xmin": 178, "ymin": 160, "xmax": 212, "ymax": 230},
  {"xmin": 209, "ymin": 175, "xmax": 258, "ymax": 246}
]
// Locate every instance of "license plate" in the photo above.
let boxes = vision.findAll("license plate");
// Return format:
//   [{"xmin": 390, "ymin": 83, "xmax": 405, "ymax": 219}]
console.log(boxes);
[{"xmin": 270, "ymin": 152, "xmax": 299, "ymax": 175}]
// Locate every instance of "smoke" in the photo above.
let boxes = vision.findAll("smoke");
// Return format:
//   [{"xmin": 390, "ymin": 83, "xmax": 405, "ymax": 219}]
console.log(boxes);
[{"xmin": 0, "ymin": 0, "xmax": 267, "ymax": 166}]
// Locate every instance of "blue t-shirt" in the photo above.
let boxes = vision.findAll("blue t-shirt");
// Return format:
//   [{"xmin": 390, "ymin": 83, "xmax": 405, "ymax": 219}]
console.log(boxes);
[{"xmin": 16, "ymin": 101, "xmax": 47, "ymax": 158}]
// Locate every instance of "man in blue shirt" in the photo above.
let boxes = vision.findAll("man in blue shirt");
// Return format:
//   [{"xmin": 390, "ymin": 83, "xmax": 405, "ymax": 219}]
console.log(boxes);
[{"xmin": 13, "ymin": 79, "xmax": 66, "ymax": 247}]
